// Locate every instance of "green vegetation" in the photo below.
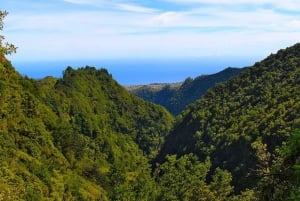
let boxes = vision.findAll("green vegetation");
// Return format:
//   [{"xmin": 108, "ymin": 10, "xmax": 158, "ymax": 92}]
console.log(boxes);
[
  {"xmin": 1, "ymin": 10, "xmax": 300, "ymax": 200},
  {"xmin": 0, "ymin": 11, "xmax": 17, "ymax": 56},
  {"xmin": 38, "ymin": 66, "xmax": 174, "ymax": 157},
  {"xmin": 0, "ymin": 59, "xmax": 174, "ymax": 200},
  {"xmin": 154, "ymin": 154, "xmax": 255, "ymax": 201},
  {"xmin": 254, "ymin": 129, "xmax": 300, "ymax": 201},
  {"xmin": 156, "ymin": 43, "xmax": 300, "ymax": 193},
  {"xmin": 129, "ymin": 67, "xmax": 243, "ymax": 115}
]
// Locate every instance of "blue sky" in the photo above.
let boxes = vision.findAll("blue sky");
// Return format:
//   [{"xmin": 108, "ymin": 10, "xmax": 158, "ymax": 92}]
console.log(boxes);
[{"xmin": 1, "ymin": 0, "xmax": 300, "ymax": 62}]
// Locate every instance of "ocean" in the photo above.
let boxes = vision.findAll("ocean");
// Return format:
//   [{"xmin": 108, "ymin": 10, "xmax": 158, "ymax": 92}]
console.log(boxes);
[{"xmin": 11, "ymin": 57, "xmax": 258, "ymax": 85}]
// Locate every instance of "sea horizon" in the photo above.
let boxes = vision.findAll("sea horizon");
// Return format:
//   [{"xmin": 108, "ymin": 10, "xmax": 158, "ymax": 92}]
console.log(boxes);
[{"xmin": 11, "ymin": 57, "xmax": 260, "ymax": 85}]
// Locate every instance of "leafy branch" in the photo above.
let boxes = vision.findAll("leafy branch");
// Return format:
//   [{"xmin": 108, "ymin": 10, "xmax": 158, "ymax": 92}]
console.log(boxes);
[{"xmin": 0, "ymin": 10, "xmax": 17, "ymax": 56}]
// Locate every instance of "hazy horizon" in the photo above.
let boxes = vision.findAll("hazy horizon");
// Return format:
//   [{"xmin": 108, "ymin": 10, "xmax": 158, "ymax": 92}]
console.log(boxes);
[{"xmin": 11, "ymin": 56, "xmax": 259, "ymax": 85}]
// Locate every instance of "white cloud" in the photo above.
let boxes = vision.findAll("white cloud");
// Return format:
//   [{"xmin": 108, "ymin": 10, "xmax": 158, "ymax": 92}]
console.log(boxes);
[
  {"xmin": 140, "ymin": 7, "xmax": 300, "ymax": 35},
  {"xmin": 165, "ymin": 0, "xmax": 292, "ymax": 5},
  {"xmin": 116, "ymin": 4, "xmax": 158, "ymax": 13},
  {"xmin": 63, "ymin": 0, "xmax": 158, "ymax": 13},
  {"xmin": 64, "ymin": 0, "xmax": 91, "ymax": 4},
  {"xmin": 147, "ymin": 12, "xmax": 184, "ymax": 26},
  {"xmin": 164, "ymin": 0, "xmax": 300, "ymax": 11},
  {"xmin": 288, "ymin": 20, "xmax": 300, "ymax": 29}
]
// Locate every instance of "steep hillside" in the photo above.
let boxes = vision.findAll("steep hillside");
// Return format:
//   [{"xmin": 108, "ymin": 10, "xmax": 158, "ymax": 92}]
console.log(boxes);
[
  {"xmin": 0, "ymin": 58, "xmax": 173, "ymax": 200},
  {"xmin": 37, "ymin": 66, "xmax": 174, "ymax": 157},
  {"xmin": 156, "ymin": 43, "xmax": 300, "ymax": 191},
  {"xmin": 129, "ymin": 67, "xmax": 243, "ymax": 115}
]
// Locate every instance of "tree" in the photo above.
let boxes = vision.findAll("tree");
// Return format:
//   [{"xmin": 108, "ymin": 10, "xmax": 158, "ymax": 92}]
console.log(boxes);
[
  {"xmin": 210, "ymin": 168, "xmax": 234, "ymax": 199},
  {"xmin": 255, "ymin": 129, "xmax": 300, "ymax": 201},
  {"xmin": 0, "ymin": 10, "xmax": 17, "ymax": 56},
  {"xmin": 155, "ymin": 154, "xmax": 219, "ymax": 201}
]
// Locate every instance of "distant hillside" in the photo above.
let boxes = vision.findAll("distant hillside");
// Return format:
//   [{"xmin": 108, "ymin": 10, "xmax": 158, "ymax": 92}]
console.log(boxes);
[
  {"xmin": 128, "ymin": 67, "xmax": 244, "ymax": 115},
  {"xmin": 126, "ymin": 82, "xmax": 182, "ymax": 92},
  {"xmin": 156, "ymin": 43, "xmax": 300, "ymax": 192}
]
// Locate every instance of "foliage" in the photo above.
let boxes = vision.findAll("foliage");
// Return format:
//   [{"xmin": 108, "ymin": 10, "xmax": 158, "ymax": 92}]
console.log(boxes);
[
  {"xmin": 0, "ymin": 11, "xmax": 17, "ymax": 56},
  {"xmin": 255, "ymin": 129, "xmax": 300, "ymax": 201},
  {"xmin": 154, "ymin": 154, "xmax": 255, "ymax": 201},
  {"xmin": 0, "ymin": 60, "xmax": 171, "ymax": 200},
  {"xmin": 156, "ymin": 43, "xmax": 300, "ymax": 192},
  {"xmin": 46, "ymin": 66, "xmax": 174, "ymax": 157}
]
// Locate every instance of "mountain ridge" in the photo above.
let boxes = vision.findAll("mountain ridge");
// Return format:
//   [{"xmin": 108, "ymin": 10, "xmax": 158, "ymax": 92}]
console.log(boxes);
[{"xmin": 128, "ymin": 67, "xmax": 244, "ymax": 115}]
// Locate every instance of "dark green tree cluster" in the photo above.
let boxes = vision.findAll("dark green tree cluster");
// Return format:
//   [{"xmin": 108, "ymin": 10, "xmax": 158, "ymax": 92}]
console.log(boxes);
[
  {"xmin": 254, "ymin": 129, "xmax": 300, "ymax": 200},
  {"xmin": 129, "ymin": 67, "xmax": 243, "ymax": 115},
  {"xmin": 154, "ymin": 154, "xmax": 255, "ymax": 201}
]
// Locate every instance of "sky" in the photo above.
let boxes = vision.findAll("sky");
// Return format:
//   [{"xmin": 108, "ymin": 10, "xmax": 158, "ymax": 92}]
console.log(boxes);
[{"xmin": 1, "ymin": 0, "xmax": 300, "ymax": 62}]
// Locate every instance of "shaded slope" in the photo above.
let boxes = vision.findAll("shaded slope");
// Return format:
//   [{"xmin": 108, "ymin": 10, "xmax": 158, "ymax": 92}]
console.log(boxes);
[
  {"xmin": 156, "ymin": 43, "xmax": 300, "ymax": 191},
  {"xmin": 129, "ymin": 67, "xmax": 243, "ymax": 115}
]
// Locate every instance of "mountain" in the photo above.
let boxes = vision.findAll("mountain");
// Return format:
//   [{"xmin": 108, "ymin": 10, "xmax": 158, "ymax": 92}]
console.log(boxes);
[
  {"xmin": 0, "ymin": 57, "xmax": 173, "ymax": 200},
  {"xmin": 37, "ymin": 66, "xmax": 174, "ymax": 157},
  {"xmin": 156, "ymin": 43, "xmax": 300, "ymax": 192},
  {"xmin": 128, "ymin": 67, "xmax": 244, "ymax": 116}
]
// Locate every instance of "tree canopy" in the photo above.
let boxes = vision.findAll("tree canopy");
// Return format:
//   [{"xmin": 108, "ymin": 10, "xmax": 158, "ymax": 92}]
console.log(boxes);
[
  {"xmin": 0, "ymin": 11, "xmax": 17, "ymax": 56},
  {"xmin": 156, "ymin": 43, "xmax": 300, "ymax": 192}
]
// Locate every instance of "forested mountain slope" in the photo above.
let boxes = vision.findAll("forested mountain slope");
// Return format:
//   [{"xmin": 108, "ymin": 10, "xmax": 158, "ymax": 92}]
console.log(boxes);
[
  {"xmin": 156, "ymin": 43, "xmax": 300, "ymax": 191},
  {"xmin": 37, "ymin": 66, "xmax": 174, "ymax": 157},
  {"xmin": 129, "ymin": 67, "xmax": 243, "ymax": 115},
  {"xmin": 0, "ymin": 57, "xmax": 173, "ymax": 200}
]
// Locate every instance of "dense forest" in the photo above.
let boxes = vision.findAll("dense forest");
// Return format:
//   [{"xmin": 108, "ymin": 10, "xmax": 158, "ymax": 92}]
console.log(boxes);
[
  {"xmin": 1, "ymin": 10, "xmax": 300, "ymax": 200},
  {"xmin": 156, "ymin": 43, "xmax": 300, "ymax": 200},
  {"xmin": 0, "ymin": 58, "xmax": 173, "ymax": 200},
  {"xmin": 128, "ymin": 67, "xmax": 244, "ymax": 116}
]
